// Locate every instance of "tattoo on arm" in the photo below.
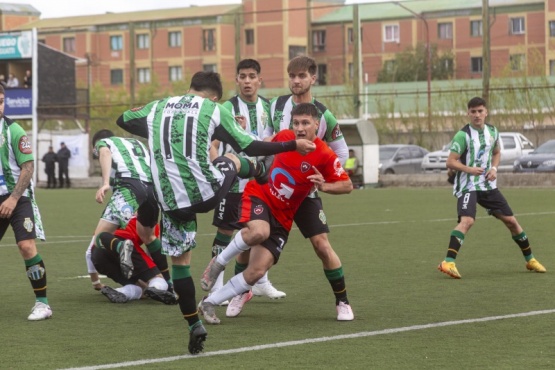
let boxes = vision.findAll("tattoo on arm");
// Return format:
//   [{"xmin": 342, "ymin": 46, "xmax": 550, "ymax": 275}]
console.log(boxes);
[{"xmin": 11, "ymin": 161, "xmax": 33, "ymax": 199}]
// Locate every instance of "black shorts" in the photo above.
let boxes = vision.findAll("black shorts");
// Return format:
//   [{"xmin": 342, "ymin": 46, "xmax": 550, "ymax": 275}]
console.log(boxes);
[
  {"xmin": 0, "ymin": 195, "xmax": 36, "ymax": 243},
  {"xmin": 457, "ymin": 189, "xmax": 513, "ymax": 222},
  {"xmin": 91, "ymin": 244, "xmax": 160, "ymax": 286},
  {"xmin": 122, "ymin": 178, "xmax": 159, "ymax": 228},
  {"xmin": 241, "ymin": 195, "xmax": 289, "ymax": 264},
  {"xmin": 212, "ymin": 192, "xmax": 242, "ymax": 231},
  {"xmin": 293, "ymin": 194, "xmax": 330, "ymax": 238}
]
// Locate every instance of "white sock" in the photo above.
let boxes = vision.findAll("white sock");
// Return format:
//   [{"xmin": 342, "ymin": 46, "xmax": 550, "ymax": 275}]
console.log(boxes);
[
  {"xmin": 206, "ymin": 273, "xmax": 251, "ymax": 305},
  {"xmin": 148, "ymin": 276, "xmax": 168, "ymax": 291},
  {"xmin": 85, "ymin": 235, "xmax": 97, "ymax": 274},
  {"xmin": 117, "ymin": 285, "xmax": 143, "ymax": 300},
  {"xmin": 255, "ymin": 271, "xmax": 269, "ymax": 286},
  {"xmin": 216, "ymin": 230, "xmax": 250, "ymax": 266},
  {"xmin": 210, "ymin": 270, "xmax": 225, "ymax": 293}
]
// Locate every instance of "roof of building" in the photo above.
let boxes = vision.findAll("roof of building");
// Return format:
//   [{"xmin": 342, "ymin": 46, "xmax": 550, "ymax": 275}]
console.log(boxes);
[
  {"xmin": 313, "ymin": 0, "xmax": 544, "ymax": 24},
  {"xmin": 15, "ymin": 4, "xmax": 241, "ymax": 30},
  {"xmin": 0, "ymin": 2, "xmax": 40, "ymax": 16}
]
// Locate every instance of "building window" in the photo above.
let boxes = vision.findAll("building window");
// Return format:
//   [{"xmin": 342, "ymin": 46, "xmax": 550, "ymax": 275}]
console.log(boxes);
[
  {"xmin": 137, "ymin": 68, "xmax": 150, "ymax": 83},
  {"xmin": 169, "ymin": 31, "xmax": 182, "ymax": 47},
  {"xmin": 510, "ymin": 17, "xmax": 525, "ymax": 35},
  {"xmin": 383, "ymin": 25, "xmax": 399, "ymax": 43},
  {"xmin": 137, "ymin": 34, "xmax": 149, "ymax": 49},
  {"xmin": 471, "ymin": 57, "xmax": 482, "ymax": 73},
  {"xmin": 203, "ymin": 64, "xmax": 217, "ymax": 72},
  {"xmin": 110, "ymin": 69, "xmax": 123, "ymax": 85},
  {"xmin": 169, "ymin": 66, "xmax": 182, "ymax": 82},
  {"xmin": 110, "ymin": 35, "xmax": 123, "ymax": 51},
  {"xmin": 348, "ymin": 28, "xmax": 363, "ymax": 44},
  {"xmin": 289, "ymin": 45, "xmax": 306, "ymax": 60},
  {"xmin": 317, "ymin": 64, "xmax": 327, "ymax": 85},
  {"xmin": 312, "ymin": 30, "xmax": 326, "ymax": 52},
  {"xmin": 348, "ymin": 62, "xmax": 354, "ymax": 79},
  {"xmin": 550, "ymin": 60, "xmax": 555, "ymax": 76},
  {"xmin": 63, "ymin": 37, "xmax": 75, "ymax": 53},
  {"xmin": 245, "ymin": 29, "xmax": 254, "ymax": 45},
  {"xmin": 510, "ymin": 54, "xmax": 525, "ymax": 71},
  {"xmin": 470, "ymin": 20, "xmax": 482, "ymax": 37},
  {"xmin": 203, "ymin": 29, "xmax": 216, "ymax": 51},
  {"xmin": 549, "ymin": 21, "xmax": 555, "ymax": 37},
  {"xmin": 438, "ymin": 23, "xmax": 453, "ymax": 39}
]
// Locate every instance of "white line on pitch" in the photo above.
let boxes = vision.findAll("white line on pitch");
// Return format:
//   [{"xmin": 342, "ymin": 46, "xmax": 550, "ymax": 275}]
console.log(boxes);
[{"xmin": 60, "ymin": 308, "xmax": 555, "ymax": 370}]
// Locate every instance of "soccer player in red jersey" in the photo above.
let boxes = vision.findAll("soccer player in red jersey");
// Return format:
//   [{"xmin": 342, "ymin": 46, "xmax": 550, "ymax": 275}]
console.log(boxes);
[{"xmin": 199, "ymin": 103, "xmax": 353, "ymax": 324}]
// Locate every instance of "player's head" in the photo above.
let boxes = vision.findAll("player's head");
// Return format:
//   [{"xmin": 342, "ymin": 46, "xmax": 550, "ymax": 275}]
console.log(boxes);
[
  {"xmin": 467, "ymin": 96, "xmax": 487, "ymax": 109},
  {"xmin": 189, "ymin": 71, "xmax": 223, "ymax": 102},
  {"xmin": 291, "ymin": 103, "xmax": 319, "ymax": 141},
  {"xmin": 236, "ymin": 59, "xmax": 262, "ymax": 102},
  {"xmin": 92, "ymin": 129, "xmax": 114, "ymax": 147},
  {"xmin": 287, "ymin": 56, "xmax": 317, "ymax": 97},
  {"xmin": 467, "ymin": 96, "xmax": 488, "ymax": 126}
]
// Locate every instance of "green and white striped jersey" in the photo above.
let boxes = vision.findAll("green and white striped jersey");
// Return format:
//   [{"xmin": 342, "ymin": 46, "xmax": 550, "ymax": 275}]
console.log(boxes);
[
  {"xmin": 221, "ymin": 95, "xmax": 271, "ymax": 193},
  {"xmin": 450, "ymin": 123, "xmax": 499, "ymax": 197},
  {"xmin": 118, "ymin": 94, "xmax": 257, "ymax": 211},
  {"xmin": 94, "ymin": 137, "xmax": 152, "ymax": 185},
  {"xmin": 0, "ymin": 117, "xmax": 34, "ymax": 196}
]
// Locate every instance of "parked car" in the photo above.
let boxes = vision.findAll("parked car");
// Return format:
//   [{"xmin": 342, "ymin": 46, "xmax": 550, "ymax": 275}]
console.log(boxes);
[
  {"xmin": 421, "ymin": 132, "xmax": 534, "ymax": 172},
  {"xmin": 513, "ymin": 139, "xmax": 555, "ymax": 172},
  {"xmin": 379, "ymin": 144, "xmax": 428, "ymax": 174}
]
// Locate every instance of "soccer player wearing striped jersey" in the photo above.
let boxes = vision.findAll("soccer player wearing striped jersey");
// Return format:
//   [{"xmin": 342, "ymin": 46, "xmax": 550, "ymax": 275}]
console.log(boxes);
[
  {"xmin": 90, "ymin": 130, "xmax": 162, "ymax": 283},
  {"xmin": 116, "ymin": 71, "xmax": 315, "ymax": 354},
  {"xmin": 199, "ymin": 103, "xmax": 353, "ymax": 324},
  {"xmin": 0, "ymin": 85, "xmax": 51, "ymax": 320},
  {"xmin": 211, "ymin": 59, "xmax": 285, "ymax": 312},
  {"xmin": 269, "ymin": 56, "xmax": 354, "ymax": 320},
  {"xmin": 438, "ymin": 97, "xmax": 546, "ymax": 279}
]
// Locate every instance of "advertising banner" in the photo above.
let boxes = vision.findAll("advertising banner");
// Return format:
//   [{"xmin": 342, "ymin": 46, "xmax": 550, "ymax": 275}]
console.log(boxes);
[{"xmin": 0, "ymin": 30, "xmax": 33, "ymax": 59}]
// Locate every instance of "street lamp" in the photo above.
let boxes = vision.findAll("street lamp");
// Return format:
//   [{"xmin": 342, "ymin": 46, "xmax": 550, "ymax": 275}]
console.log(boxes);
[{"xmin": 393, "ymin": 2, "xmax": 432, "ymax": 131}]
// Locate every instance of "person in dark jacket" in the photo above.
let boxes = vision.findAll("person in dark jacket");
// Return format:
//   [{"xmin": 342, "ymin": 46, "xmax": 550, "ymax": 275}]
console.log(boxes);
[
  {"xmin": 42, "ymin": 146, "xmax": 57, "ymax": 188},
  {"xmin": 57, "ymin": 142, "xmax": 71, "ymax": 188}
]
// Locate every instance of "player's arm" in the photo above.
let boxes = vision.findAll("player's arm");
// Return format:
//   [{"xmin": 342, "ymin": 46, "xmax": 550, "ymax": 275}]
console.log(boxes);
[
  {"xmin": 310, "ymin": 157, "xmax": 353, "ymax": 194},
  {"xmin": 322, "ymin": 110, "xmax": 349, "ymax": 165},
  {"xmin": 116, "ymin": 101, "xmax": 157, "ymax": 138},
  {"xmin": 485, "ymin": 142, "xmax": 501, "ymax": 181},
  {"xmin": 95, "ymin": 146, "xmax": 112, "ymax": 204}
]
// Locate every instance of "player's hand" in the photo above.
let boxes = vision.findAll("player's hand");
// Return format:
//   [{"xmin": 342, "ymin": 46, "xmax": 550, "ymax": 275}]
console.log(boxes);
[
  {"xmin": 485, "ymin": 167, "xmax": 497, "ymax": 181},
  {"xmin": 468, "ymin": 167, "xmax": 485, "ymax": 176},
  {"xmin": 0, "ymin": 196, "xmax": 17, "ymax": 218},
  {"xmin": 295, "ymin": 139, "xmax": 316, "ymax": 155},
  {"xmin": 95, "ymin": 184, "xmax": 110, "ymax": 203},
  {"xmin": 307, "ymin": 166, "xmax": 326, "ymax": 191},
  {"xmin": 235, "ymin": 116, "xmax": 247, "ymax": 129}
]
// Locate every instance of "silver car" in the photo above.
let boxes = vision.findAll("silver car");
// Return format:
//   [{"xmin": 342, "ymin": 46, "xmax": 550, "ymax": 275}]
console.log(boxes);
[{"xmin": 379, "ymin": 145, "xmax": 429, "ymax": 174}]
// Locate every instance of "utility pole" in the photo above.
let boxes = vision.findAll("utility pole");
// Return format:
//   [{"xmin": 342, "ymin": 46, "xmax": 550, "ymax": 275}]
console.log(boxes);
[
  {"xmin": 393, "ymin": 2, "xmax": 431, "ymax": 131},
  {"xmin": 482, "ymin": 0, "xmax": 490, "ymax": 102},
  {"xmin": 353, "ymin": 4, "xmax": 362, "ymax": 118},
  {"xmin": 129, "ymin": 22, "xmax": 136, "ymax": 107},
  {"xmin": 307, "ymin": 0, "xmax": 312, "ymax": 55},
  {"xmin": 234, "ymin": 10, "xmax": 241, "ymax": 68}
]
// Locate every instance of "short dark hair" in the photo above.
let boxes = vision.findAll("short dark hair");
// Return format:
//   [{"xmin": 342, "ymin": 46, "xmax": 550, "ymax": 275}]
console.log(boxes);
[
  {"xmin": 236, "ymin": 59, "xmax": 261, "ymax": 74},
  {"xmin": 468, "ymin": 97, "xmax": 487, "ymax": 109},
  {"xmin": 291, "ymin": 103, "xmax": 319, "ymax": 119},
  {"xmin": 0, "ymin": 84, "xmax": 4, "ymax": 95},
  {"xmin": 190, "ymin": 71, "xmax": 223, "ymax": 101},
  {"xmin": 92, "ymin": 129, "xmax": 114, "ymax": 146},
  {"xmin": 287, "ymin": 55, "xmax": 317, "ymax": 76}
]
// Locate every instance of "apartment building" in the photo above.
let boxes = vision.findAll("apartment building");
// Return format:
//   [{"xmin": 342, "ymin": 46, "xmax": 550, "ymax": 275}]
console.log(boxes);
[{"xmin": 5, "ymin": 0, "xmax": 555, "ymax": 92}]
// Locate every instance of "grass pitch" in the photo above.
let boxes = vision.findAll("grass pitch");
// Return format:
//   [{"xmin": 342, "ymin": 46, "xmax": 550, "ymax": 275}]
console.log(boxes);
[{"xmin": 1, "ymin": 187, "xmax": 555, "ymax": 369}]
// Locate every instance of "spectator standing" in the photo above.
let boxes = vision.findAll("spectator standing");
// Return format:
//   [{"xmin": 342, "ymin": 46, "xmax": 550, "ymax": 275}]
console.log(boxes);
[
  {"xmin": 41, "ymin": 146, "xmax": 57, "ymax": 189},
  {"xmin": 0, "ymin": 75, "xmax": 7, "ymax": 88},
  {"xmin": 6, "ymin": 73, "xmax": 19, "ymax": 88},
  {"xmin": 23, "ymin": 70, "xmax": 32, "ymax": 88},
  {"xmin": 57, "ymin": 142, "xmax": 71, "ymax": 188}
]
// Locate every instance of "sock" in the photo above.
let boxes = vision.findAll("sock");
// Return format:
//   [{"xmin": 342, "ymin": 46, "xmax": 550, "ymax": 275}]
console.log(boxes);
[
  {"xmin": 95, "ymin": 232, "xmax": 122, "ymax": 254},
  {"xmin": 210, "ymin": 271, "xmax": 225, "ymax": 293},
  {"xmin": 216, "ymin": 230, "xmax": 250, "ymax": 266},
  {"xmin": 172, "ymin": 265, "xmax": 200, "ymax": 327},
  {"xmin": 117, "ymin": 284, "xmax": 143, "ymax": 300},
  {"xmin": 234, "ymin": 261, "xmax": 248, "ymax": 276},
  {"xmin": 206, "ymin": 273, "xmax": 251, "ymax": 305},
  {"xmin": 25, "ymin": 254, "xmax": 48, "ymax": 304},
  {"xmin": 325, "ymin": 267, "xmax": 348, "ymax": 305},
  {"xmin": 146, "ymin": 239, "xmax": 171, "ymax": 282},
  {"xmin": 446, "ymin": 230, "xmax": 465, "ymax": 262},
  {"xmin": 237, "ymin": 157, "xmax": 263, "ymax": 178},
  {"xmin": 212, "ymin": 232, "xmax": 232, "ymax": 258},
  {"xmin": 148, "ymin": 276, "xmax": 168, "ymax": 291},
  {"xmin": 255, "ymin": 271, "xmax": 269, "ymax": 285},
  {"xmin": 512, "ymin": 231, "xmax": 533, "ymax": 261}
]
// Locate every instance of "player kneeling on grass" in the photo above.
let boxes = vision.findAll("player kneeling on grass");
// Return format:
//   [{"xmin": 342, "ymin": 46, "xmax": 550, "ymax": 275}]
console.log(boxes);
[
  {"xmin": 199, "ymin": 102, "xmax": 354, "ymax": 324},
  {"xmin": 86, "ymin": 217, "xmax": 177, "ymax": 304}
]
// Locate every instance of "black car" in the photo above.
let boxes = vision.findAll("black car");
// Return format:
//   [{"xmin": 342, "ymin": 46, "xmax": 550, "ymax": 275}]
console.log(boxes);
[{"xmin": 513, "ymin": 140, "xmax": 555, "ymax": 172}]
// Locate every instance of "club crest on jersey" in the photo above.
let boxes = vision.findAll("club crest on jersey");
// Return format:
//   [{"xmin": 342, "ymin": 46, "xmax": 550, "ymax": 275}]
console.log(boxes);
[
  {"xmin": 19, "ymin": 136, "xmax": 32, "ymax": 154},
  {"xmin": 319, "ymin": 210, "xmax": 327, "ymax": 224},
  {"xmin": 23, "ymin": 217, "xmax": 34, "ymax": 232},
  {"xmin": 254, "ymin": 204, "xmax": 264, "ymax": 215},
  {"xmin": 331, "ymin": 124, "xmax": 343, "ymax": 140},
  {"xmin": 300, "ymin": 162, "xmax": 311, "ymax": 173}
]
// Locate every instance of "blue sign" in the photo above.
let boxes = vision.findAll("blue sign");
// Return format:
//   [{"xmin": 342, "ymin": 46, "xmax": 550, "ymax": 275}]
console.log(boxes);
[
  {"xmin": 0, "ymin": 31, "xmax": 32, "ymax": 60},
  {"xmin": 4, "ymin": 88, "xmax": 32, "ymax": 117}
]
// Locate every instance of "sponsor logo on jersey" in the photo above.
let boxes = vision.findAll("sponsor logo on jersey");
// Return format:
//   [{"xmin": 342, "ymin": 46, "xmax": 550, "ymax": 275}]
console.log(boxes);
[
  {"xmin": 254, "ymin": 204, "xmax": 264, "ymax": 215},
  {"xmin": 165, "ymin": 101, "xmax": 200, "ymax": 110},
  {"xmin": 300, "ymin": 162, "xmax": 311, "ymax": 173},
  {"xmin": 19, "ymin": 136, "xmax": 32, "ymax": 154},
  {"xmin": 130, "ymin": 106, "xmax": 144, "ymax": 112},
  {"xmin": 319, "ymin": 210, "xmax": 327, "ymax": 224},
  {"xmin": 331, "ymin": 124, "xmax": 343, "ymax": 140},
  {"xmin": 270, "ymin": 168, "xmax": 296, "ymax": 201},
  {"xmin": 334, "ymin": 158, "xmax": 345, "ymax": 176},
  {"xmin": 23, "ymin": 217, "xmax": 33, "ymax": 232}
]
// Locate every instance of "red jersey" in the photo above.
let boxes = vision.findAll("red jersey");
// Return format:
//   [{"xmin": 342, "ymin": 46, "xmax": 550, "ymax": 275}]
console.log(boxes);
[
  {"xmin": 241, "ymin": 130, "xmax": 349, "ymax": 231},
  {"xmin": 114, "ymin": 217, "xmax": 160, "ymax": 269}
]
